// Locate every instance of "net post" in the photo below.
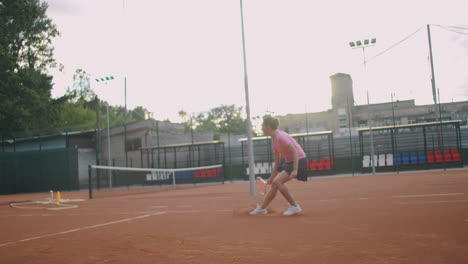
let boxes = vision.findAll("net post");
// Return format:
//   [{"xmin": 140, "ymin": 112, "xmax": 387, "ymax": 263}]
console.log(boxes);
[
  {"xmin": 88, "ymin": 165, "xmax": 93, "ymax": 199},
  {"xmin": 96, "ymin": 158, "xmax": 101, "ymax": 190},
  {"xmin": 172, "ymin": 170, "xmax": 176, "ymax": 188}
]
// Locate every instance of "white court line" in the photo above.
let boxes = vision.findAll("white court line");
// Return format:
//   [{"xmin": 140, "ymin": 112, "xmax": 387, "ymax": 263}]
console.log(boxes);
[
  {"xmin": 151, "ymin": 205, "xmax": 193, "ymax": 208},
  {"xmin": 0, "ymin": 214, "xmax": 34, "ymax": 217},
  {"xmin": 311, "ymin": 199, "xmax": 340, "ymax": 202},
  {"xmin": 394, "ymin": 200, "xmax": 468, "ymax": 205},
  {"xmin": 0, "ymin": 208, "xmax": 233, "ymax": 247},
  {"xmin": 169, "ymin": 209, "xmax": 231, "ymax": 213},
  {"xmin": 393, "ymin": 193, "xmax": 464, "ymax": 198},
  {"xmin": 0, "ymin": 211, "xmax": 166, "ymax": 248},
  {"xmin": 1, "ymin": 212, "xmax": 170, "ymax": 217}
]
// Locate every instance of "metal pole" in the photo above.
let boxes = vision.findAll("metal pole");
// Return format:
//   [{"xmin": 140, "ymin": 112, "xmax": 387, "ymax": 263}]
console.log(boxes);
[
  {"xmin": 391, "ymin": 93, "xmax": 397, "ymax": 128},
  {"xmin": 423, "ymin": 126, "xmax": 427, "ymax": 169},
  {"xmin": 362, "ymin": 47, "xmax": 367, "ymax": 69},
  {"xmin": 222, "ymin": 142, "xmax": 226, "ymax": 184},
  {"xmin": 228, "ymin": 116, "xmax": 233, "ymax": 182},
  {"xmin": 391, "ymin": 93, "xmax": 399, "ymax": 173},
  {"xmin": 65, "ymin": 130, "xmax": 70, "ymax": 148},
  {"xmin": 362, "ymin": 46, "xmax": 375, "ymax": 175},
  {"xmin": 240, "ymin": 0, "xmax": 255, "ymax": 195},
  {"xmin": 106, "ymin": 104, "xmax": 112, "ymax": 188},
  {"xmin": 359, "ymin": 132, "xmax": 363, "ymax": 172},
  {"xmin": 428, "ymin": 25, "xmax": 445, "ymax": 169},
  {"xmin": 367, "ymin": 92, "xmax": 376, "ymax": 174},
  {"xmin": 124, "ymin": 77, "xmax": 128, "ymax": 167},
  {"xmin": 95, "ymin": 98, "xmax": 101, "ymax": 188},
  {"xmin": 305, "ymin": 106, "xmax": 309, "ymax": 156},
  {"xmin": 140, "ymin": 148, "xmax": 143, "ymax": 168},
  {"xmin": 438, "ymin": 88, "xmax": 446, "ymax": 171},
  {"xmin": 156, "ymin": 121, "xmax": 160, "ymax": 146},
  {"xmin": 347, "ymin": 97, "xmax": 354, "ymax": 176},
  {"xmin": 350, "ymin": 39, "xmax": 376, "ymax": 175},
  {"xmin": 95, "ymin": 76, "xmax": 115, "ymax": 186},
  {"xmin": 190, "ymin": 115, "xmax": 194, "ymax": 145},
  {"xmin": 190, "ymin": 115, "xmax": 194, "ymax": 165},
  {"xmin": 427, "ymin": 24, "xmax": 438, "ymax": 105}
]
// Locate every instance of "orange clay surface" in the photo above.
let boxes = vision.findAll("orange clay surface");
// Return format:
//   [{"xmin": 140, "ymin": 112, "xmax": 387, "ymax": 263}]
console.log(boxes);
[{"xmin": 1, "ymin": 169, "xmax": 468, "ymax": 264}]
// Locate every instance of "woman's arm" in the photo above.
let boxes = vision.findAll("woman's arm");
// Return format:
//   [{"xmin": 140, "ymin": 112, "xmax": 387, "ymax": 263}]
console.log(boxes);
[
  {"xmin": 288, "ymin": 143, "xmax": 299, "ymax": 179},
  {"xmin": 267, "ymin": 152, "xmax": 281, "ymax": 184}
]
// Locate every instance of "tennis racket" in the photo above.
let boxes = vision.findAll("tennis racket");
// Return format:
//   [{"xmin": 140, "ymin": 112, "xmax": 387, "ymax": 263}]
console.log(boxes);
[{"xmin": 255, "ymin": 177, "xmax": 268, "ymax": 195}]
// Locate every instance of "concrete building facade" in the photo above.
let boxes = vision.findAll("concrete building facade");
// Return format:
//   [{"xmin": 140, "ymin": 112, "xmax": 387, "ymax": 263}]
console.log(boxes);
[{"xmin": 278, "ymin": 73, "xmax": 468, "ymax": 137}]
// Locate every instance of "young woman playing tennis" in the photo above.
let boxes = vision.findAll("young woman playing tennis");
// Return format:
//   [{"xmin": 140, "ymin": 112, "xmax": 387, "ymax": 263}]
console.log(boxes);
[{"xmin": 250, "ymin": 115, "xmax": 307, "ymax": 216}]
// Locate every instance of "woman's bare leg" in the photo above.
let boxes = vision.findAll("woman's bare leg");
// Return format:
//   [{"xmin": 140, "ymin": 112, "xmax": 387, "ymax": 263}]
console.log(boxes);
[{"xmin": 261, "ymin": 171, "xmax": 296, "ymax": 209}]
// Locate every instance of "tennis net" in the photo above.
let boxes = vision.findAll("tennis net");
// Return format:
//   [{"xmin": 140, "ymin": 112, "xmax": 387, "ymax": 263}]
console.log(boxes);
[{"xmin": 88, "ymin": 164, "xmax": 224, "ymax": 199}]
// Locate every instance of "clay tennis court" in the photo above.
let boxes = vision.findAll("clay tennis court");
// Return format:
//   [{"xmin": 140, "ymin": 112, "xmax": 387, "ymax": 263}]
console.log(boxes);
[{"xmin": 1, "ymin": 169, "xmax": 467, "ymax": 264}]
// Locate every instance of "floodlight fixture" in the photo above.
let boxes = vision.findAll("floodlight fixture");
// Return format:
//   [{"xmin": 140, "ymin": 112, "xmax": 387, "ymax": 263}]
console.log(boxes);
[
  {"xmin": 95, "ymin": 76, "xmax": 115, "ymax": 82},
  {"xmin": 349, "ymin": 38, "xmax": 377, "ymax": 49}
]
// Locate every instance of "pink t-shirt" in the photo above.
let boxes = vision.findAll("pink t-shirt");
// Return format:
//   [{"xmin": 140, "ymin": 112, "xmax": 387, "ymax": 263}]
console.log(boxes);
[{"xmin": 271, "ymin": 130, "xmax": 306, "ymax": 162}]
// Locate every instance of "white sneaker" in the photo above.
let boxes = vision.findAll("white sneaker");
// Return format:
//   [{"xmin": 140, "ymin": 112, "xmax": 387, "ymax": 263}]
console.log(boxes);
[
  {"xmin": 283, "ymin": 205, "xmax": 302, "ymax": 216},
  {"xmin": 249, "ymin": 205, "xmax": 268, "ymax": 215}
]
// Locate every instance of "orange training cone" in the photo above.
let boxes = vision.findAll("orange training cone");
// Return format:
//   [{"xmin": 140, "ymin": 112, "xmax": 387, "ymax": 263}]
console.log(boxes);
[{"xmin": 56, "ymin": 191, "xmax": 61, "ymax": 202}]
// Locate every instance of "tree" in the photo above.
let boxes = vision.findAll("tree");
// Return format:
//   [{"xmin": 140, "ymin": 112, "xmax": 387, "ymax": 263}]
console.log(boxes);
[
  {"xmin": 129, "ymin": 106, "xmax": 151, "ymax": 122},
  {"xmin": 98, "ymin": 103, "xmax": 152, "ymax": 128},
  {"xmin": 0, "ymin": 0, "xmax": 60, "ymax": 72},
  {"xmin": 0, "ymin": 0, "xmax": 60, "ymax": 137},
  {"xmin": 211, "ymin": 105, "xmax": 246, "ymax": 135},
  {"xmin": 54, "ymin": 99, "xmax": 96, "ymax": 131},
  {"xmin": 178, "ymin": 105, "xmax": 247, "ymax": 139},
  {"xmin": 70, "ymin": 69, "xmax": 94, "ymax": 101},
  {"xmin": 178, "ymin": 110, "xmax": 191, "ymax": 132},
  {"xmin": 193, "ymin": 112, "xmax": 217, "ymax": 133}
]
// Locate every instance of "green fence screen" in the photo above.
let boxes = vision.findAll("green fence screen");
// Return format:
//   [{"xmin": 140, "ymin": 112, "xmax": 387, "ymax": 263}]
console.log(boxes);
[{"xmin": 0, "ymin": 148, "xmax": 79, "ymax": 195}]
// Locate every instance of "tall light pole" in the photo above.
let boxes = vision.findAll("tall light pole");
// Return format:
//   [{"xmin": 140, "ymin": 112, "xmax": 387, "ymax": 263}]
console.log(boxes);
[
  {"xmin": 427, "ymin": 24, "xmax": 444, "ymax": 155},
  {"xmin": 390, "ymin": 92, "xmax": 399, "ymax": 173},
  {"xmin": 120, "ymin": 1, "xmax": 128, "ymax": 168},
  {"xmin": 349, "ymin": 38, "xmax": 377, "ymax": 175},
  {"xmin": 95, "ymin": 76, "xmax": 128, "ymax": 166},
  {"xmin": 427, "ymin": 25, "xmax": 438, "ymax": 106},
  {"xmin": 124, "ymin": 77, "xmax": 128, "ymax": 167},
  {"xmin": 239, "ymin": 0, "xmax": 256, "ymax": 195},
  {"xmin": 347, "ymin": 97, "xmax": 354, "ymax": 176},
  {"xmin": 95, "ymin": 76, "xmax": 115, "ymax": 187}
]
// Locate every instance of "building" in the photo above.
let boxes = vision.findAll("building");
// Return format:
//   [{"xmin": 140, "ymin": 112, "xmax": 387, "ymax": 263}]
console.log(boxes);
[
  {"xmin": 0, "ymin": 120, "xmax": 215, "ymax": 193},
  {"xmin": 331, "ymin": 72, "xmax": 354, "ymax": 110},
  {"xmin": 0, "ymin": 130, "xmax": 96, "ymax": 190},
  {"xmin": 98, "ymin": 119, "xmax": 214, "ymax": 167},
  {"xmin": 278, "ymin": 73, "xmax": 468, "ymax": 136}
]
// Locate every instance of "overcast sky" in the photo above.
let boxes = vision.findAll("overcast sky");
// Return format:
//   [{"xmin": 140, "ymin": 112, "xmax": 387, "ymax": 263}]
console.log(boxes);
[{"xmin": 46, "ymin": 0, "xmax": 468, "ymax": 122}]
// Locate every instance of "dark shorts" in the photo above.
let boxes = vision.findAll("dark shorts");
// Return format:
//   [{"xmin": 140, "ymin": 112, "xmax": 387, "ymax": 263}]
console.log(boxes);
[{"xmin": 278, "ymin": 158, "xmax": 308, "ymax": 182}]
